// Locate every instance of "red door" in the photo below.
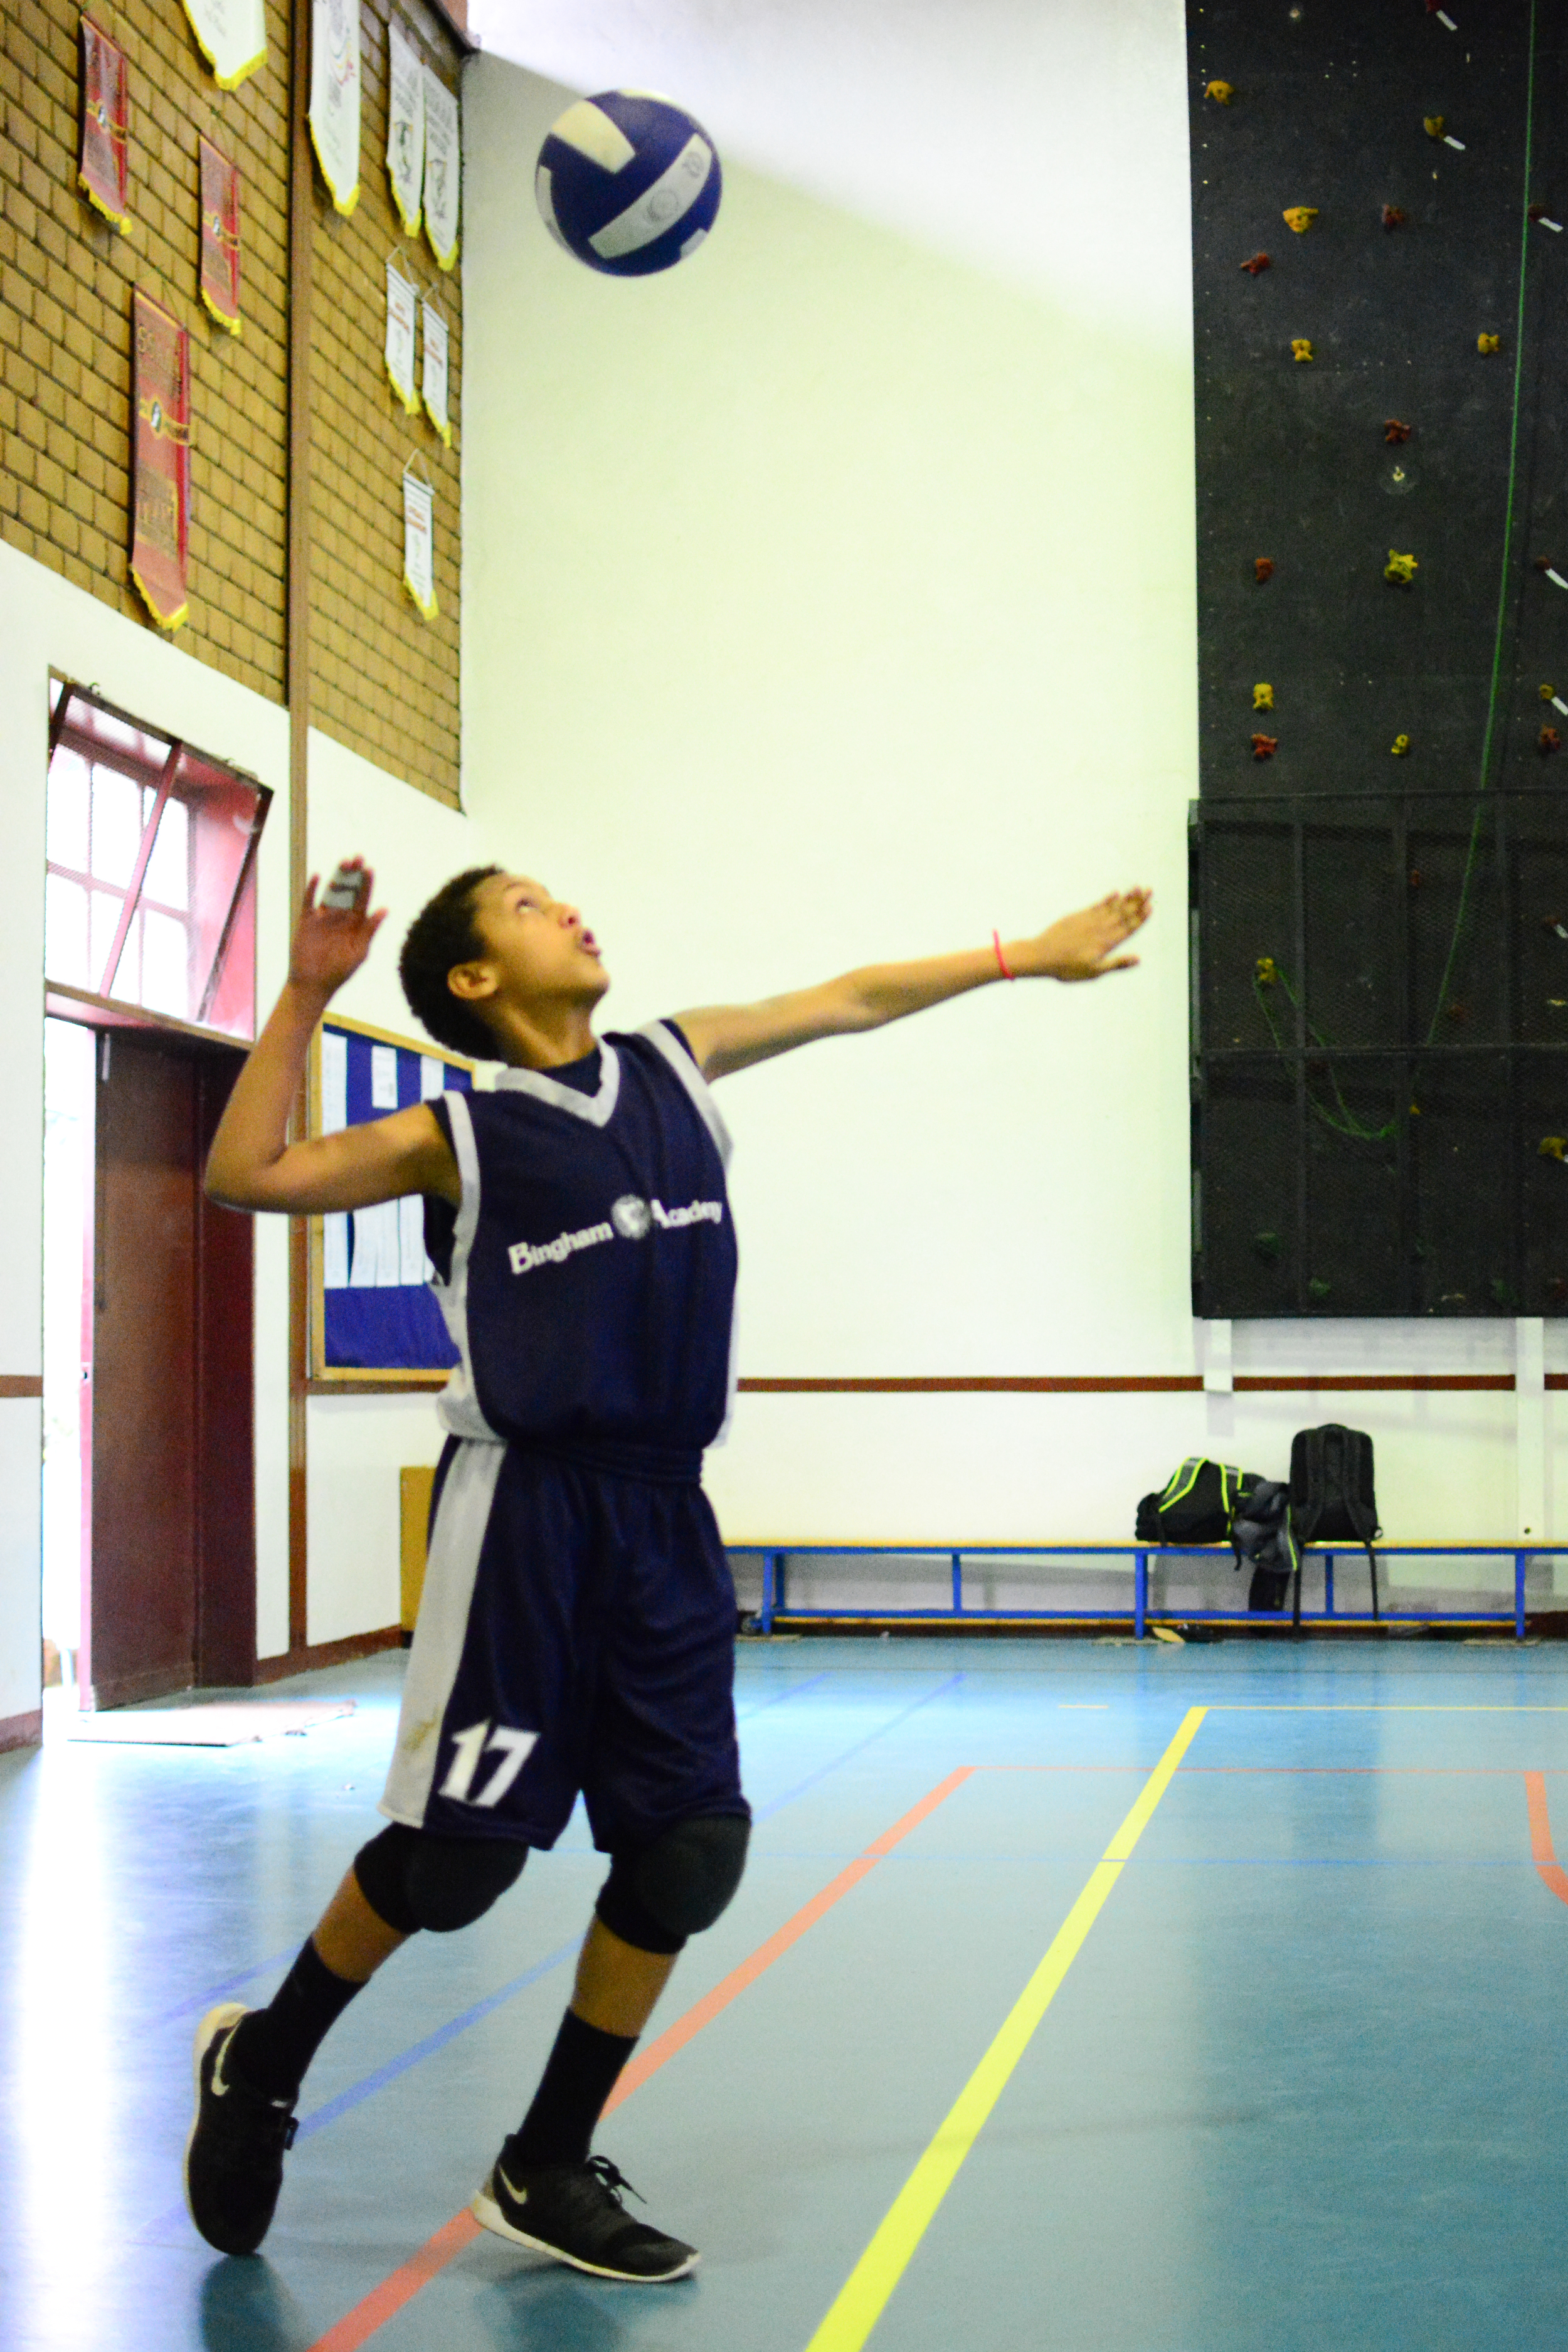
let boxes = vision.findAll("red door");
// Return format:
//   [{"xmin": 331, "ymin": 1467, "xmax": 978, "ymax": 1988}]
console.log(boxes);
[{"xmin": 80, "ymin": 1025, "xmax": 254, "ymax": 1708}]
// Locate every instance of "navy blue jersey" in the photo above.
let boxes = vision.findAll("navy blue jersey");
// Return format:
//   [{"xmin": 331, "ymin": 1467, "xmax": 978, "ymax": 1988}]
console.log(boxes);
[{"xmin": 426, "ymin": 1022, "xmax": 738, "ymax": 1457}]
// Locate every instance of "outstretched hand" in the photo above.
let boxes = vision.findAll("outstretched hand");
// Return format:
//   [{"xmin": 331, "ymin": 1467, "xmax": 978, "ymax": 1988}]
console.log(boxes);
[
  {"xmin": 289, "ymin": 858, "xmax": 388, "ymax": 997},
  {"xmin": 1015, "ymin": 887, "xmax": 1152, "ymax": 982}
]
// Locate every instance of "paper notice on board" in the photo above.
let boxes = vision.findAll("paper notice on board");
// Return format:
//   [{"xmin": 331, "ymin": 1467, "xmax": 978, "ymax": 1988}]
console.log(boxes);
[
  {"xmin": 420, "ymin": 1054, "xmax": 445, "ymax": 1099},
  {"xmin": 402, "ymin": 468, "xmax": 437, "ymax": 618},
  {"xmin": 323, "ymin": 1213, "xmax": 350, "ymax": 1289},
  {"xmin": 398, "ymin": 1195, "xmax": 426, "ymax": 1285},
  {"xmin": 369, "ymin": 1043, "xmax": 399, "ymax": 1109}
]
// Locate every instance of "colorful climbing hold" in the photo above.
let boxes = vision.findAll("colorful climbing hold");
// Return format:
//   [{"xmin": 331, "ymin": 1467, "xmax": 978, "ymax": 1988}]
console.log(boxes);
[
  {"xmin": 1256, "ymin": 957, "xmax": 1278, "ymax": 986},
  {"xmin": 1283, "ymin": 206, "xmax": 1318, "ymax": 233},
  {"xmin": 1291, "ymin": 337, "xmax": 1315, "ymax": 363},
  {"xmin": 1540, "ymin": 684, "xmax": 1559, "ymax": 702},
  {"xmin": 1240, "ymin": 252, "xmax": 1272, "ymax": 274},
  {"xmin": 1478, "ymin": 333, "xmax": 1501, "ymax": 354},
  {"xmin": 1424, "ymin": 115, "xmax": 1446, "ymax": 140},
  {"xmin": 1391, "ymin": 734, "xmax": 1411, "ymax": 756},
  {"xmin": 1251, "ymin": 734, "xmax": 1278, "ymax": 761},
  {"xmin": 1385, "ymin": 550, "xmax": 1419, "ymax": 585},
  {"xmin": 1539, "ymin": 1137, "xmax": 1567, "ymax": 1162},
  {"xmin": 1205, "ymin": 80, "xmax": 1235, "ymax": 104},
  {"xmin": 1253, "ymin": 684, "xmax": 1274, "ymax": 711},
  {"xmin": 1254, "ymin": 558, "xmax": 1275, "ymax": 584},
  {"xmin": 1381, "ymin": 204, "xmax": 1407, "ymax": 230},
  {"xmin": 1384, "ymin": 419, "xmax": 1412, "ymax": 443},
  {"xmin": 1540, "ymin": 727, "xmax": 1562, "ymax": 756}
]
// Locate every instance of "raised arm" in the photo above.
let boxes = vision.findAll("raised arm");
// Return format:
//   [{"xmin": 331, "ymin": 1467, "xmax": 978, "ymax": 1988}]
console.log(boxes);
[
  {"xmin": 205, "ymin": 859, "xmax": 460, "ymax": 1214},
  {"xmin": 675, "ymin": 889, "xmax": 1152, "ymax": 1082}
]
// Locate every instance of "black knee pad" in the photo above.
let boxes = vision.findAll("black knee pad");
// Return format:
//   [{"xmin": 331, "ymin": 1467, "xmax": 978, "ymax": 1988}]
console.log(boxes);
[
  {"xmin": 596, "ymin": 1813, "xmax": 751, "ymax": 1953},
  {"xmin": 354, "ymin": 1825, "xmax": 526, "ymax": 1936}
]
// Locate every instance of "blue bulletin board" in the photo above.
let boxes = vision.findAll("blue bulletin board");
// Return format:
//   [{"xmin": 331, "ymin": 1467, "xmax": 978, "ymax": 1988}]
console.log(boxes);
[{"xmin": 312, "ymin": 1019, "xmax": 472, "ymax": 1377}]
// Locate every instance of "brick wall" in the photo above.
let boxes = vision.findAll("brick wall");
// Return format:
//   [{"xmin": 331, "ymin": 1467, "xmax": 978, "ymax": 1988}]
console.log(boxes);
[
  {"xmin": 1, "ymin": 0, "xmax": 292, "ymax": 701},
  {"xmin": 1, "ymin": 0, "xmax": 464, "ymax": 805},
  {"xmin": 309, "ymin": 0, "xmax": 463, "ymax": 808}
]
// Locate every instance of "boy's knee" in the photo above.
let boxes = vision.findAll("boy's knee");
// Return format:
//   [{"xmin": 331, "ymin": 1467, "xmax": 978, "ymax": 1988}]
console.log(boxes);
[
  {"xmin": 354, "ymin": 1825, "xmax": 527, "ymax": 1935},
  {"xmin": 595, "ymin": 1813, "xmax": 751, "ymax": 1954}
]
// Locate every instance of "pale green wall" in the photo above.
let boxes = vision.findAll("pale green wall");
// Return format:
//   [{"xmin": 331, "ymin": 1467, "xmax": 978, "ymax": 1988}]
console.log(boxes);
[{"xmin": 458, "ymin": 55, "xmax": 1209, "ymax": 1535}]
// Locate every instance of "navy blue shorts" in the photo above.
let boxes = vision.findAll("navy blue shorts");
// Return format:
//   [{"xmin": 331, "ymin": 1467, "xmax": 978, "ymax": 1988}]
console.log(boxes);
[{"xmin": 380, "ymin": 1437, "xmax": 747, "ymax": 1851}]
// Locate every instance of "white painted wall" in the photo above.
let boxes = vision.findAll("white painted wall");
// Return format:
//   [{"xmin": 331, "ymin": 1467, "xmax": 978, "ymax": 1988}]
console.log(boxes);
[{"xmin": 455, "ymin": 17, "xmax": 1561, "ymax": 1555}]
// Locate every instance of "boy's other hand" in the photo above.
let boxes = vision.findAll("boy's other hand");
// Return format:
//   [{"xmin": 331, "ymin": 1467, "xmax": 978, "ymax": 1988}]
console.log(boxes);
[
  {"xmin": 1017, "ymin": 887, "xmax": 1152, "ymax": 983},
  {"xmin": 289, "ymin": 859, "xmax": 388, "ymax": 998}
]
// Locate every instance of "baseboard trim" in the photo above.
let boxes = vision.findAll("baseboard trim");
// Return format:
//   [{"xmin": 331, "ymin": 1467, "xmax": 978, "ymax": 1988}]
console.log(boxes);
[
  {"xmin": 0, "ymin": 1707, "xmax": 43, "ymax": 1751},
  {"xmin": 254, "ymin": 1626, "xmax": 405, "ymax": 1682}
]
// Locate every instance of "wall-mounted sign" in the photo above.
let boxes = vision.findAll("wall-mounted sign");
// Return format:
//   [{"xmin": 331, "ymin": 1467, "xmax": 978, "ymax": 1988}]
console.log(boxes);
[
  {"xmin": 308, "ymin": 0, "xmax": 360, "ymax": 216},
  {"xmin": 422, "ymin": 67, "xmax": 459, "ymax": 270},
  {"xmin": 130, "ymin": 290, "xmax": 192, "ymax": 631},
  {"xmin": 421, "ymin": 299, "xmax": 450, "ymax": 443},
  {"xmin": 384, "ymin": 258, "xmax": 418, "ymax": 411},
  {"xmin": 386, "ymin": 24, "xmax": 425, "ymax": 235},
  {"xmin": 401, "ymin": 464, "xmax": 436, "ymax": 619},
  {"xmin": 179, "ymin": 0, "xmax": 266, "ymax": 90},
  {"xmin": 78, "ymin": 17, "xmax": 130, "ymax": 232},
  {"xmin": 198, "ymin": 137, "xmax": 241, "ymax": 332}
]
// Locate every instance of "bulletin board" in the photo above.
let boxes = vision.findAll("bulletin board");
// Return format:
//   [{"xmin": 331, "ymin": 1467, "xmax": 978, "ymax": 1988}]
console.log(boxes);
[{"xmin": 309, "ymin": 1014, "xmax": 472, "ymax": 1381}]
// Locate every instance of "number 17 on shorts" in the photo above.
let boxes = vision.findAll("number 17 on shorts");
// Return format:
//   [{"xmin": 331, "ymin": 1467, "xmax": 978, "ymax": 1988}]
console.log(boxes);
[{"xmin": 439, "ymin": 1720, "xmax": 539, "ymax": 1809}]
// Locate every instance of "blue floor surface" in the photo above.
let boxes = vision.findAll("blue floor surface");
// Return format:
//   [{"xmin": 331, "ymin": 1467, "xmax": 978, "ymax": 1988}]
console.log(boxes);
[{"xmin": 3, "ymin": 1636, "xmax": 1567, "ymax": 2351}]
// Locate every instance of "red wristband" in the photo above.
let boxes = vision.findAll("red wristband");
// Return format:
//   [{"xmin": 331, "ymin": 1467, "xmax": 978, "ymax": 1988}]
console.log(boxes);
[{"xmin": 992, "ymin": 930, "xmax": 1015, "ymax": 980}]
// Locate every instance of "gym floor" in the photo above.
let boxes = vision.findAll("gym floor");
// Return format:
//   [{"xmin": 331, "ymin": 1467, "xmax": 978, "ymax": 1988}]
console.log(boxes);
[{"xmin": 3, "ymin": 1635, "xmax": 1567, "ymax": 2352}]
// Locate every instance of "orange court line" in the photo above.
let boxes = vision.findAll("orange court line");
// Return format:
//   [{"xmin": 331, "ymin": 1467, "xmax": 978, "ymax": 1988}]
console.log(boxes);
[
  {"xmin": 304, "ymin": 1766, "xmax": 976, "ymax": 2352},
  {"xmin": 1523, "ymin": 1772, "xmax": 1568, "ymax": 1906}
]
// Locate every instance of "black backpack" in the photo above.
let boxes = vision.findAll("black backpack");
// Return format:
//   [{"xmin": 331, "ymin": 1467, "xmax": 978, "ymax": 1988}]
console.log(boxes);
[
  {"xmin": 1288, "ymin": 1423, "xmax": 1381, "ymax": 1618},
  {"xmin": 1230, "ymin": 1478, "xmax": 1300, "ymax": 1611},
  {"xmin": 1136, "ymin": 1457, "xmax": 1261, "ymax": 1545}
]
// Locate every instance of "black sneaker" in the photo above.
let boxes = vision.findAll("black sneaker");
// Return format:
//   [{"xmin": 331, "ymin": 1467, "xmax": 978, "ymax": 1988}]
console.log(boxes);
[
  {"xmin": 183, "ymin": 2003, "xmax": 298, "ymax": 2256},
  {"xmin": 472, "ymin": 2153, "xmax": 699, "ymax": 2281}
]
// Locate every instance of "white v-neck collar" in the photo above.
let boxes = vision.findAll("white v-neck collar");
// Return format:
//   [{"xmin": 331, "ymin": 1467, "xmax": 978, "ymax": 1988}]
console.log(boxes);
[{"xmin": 492, "ymin": 1042, "xmax": 621, "ymax": 1126}]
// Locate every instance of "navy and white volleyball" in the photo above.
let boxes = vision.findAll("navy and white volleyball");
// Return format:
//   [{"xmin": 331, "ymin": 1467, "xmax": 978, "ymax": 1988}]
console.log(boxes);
[{"xmin": 536, "ymin": 93, "xmax": 721, "ymax": 277}]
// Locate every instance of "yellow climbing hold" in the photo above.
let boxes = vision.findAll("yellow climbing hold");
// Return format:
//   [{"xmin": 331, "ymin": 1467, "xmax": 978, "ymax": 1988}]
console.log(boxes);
[
  {"xmin": 1385, "ymin": 550, "xmax": 1419, "ymax": 585},
  {"xmin": 1424, "ymin": 115, "xmax": 1446, "ymax": 140},
  {"xmin": 1540, "ymin": 684, "xmax": 1558, "ymax": 702},
  {"xmin": 1283, "ymin": 206, "xmax": 1318, "ymax": 233},
  {"xmin": 1205, "ymin": 80, "xmax": 1235, "ymax": 103},
  {"xmin": 1253, "ymin": 683, "xmax": 1274, "ymax": 711},
  {"xmin": 1478, "ymin": 333, "xmax": 1501, "ymax": 354},
  {"xmin": 1291, "ymin": 337, "xmax": 1315, "ymax": 363},
  {"xmin": 1540, "ymin": 1137, "xmax": 1568, "ymax": 1162},
  {"xmin": 1256, "ymin": 957, "xmax": 1278, "ymax": 987},
  {"xmin": 1391, "ymin": 734, "xmax": 1411, "ymax": 755}
]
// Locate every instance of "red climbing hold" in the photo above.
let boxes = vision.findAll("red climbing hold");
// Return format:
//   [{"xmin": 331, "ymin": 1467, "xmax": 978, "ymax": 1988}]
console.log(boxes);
[
  {"xmin": 1254, "ymin": 557, "xmax": 1275, "ymax": 584},
  {"xmin": 1384, "ymin": 419, "xmax": 1412, "ymax": 443},
  {"xmin": 1251, "ymin": 734, "xmax": 1279, "ymax": 761},
  {"xmin": 1382, "ymin": 204, "xmax": 1407, "ymax": 229},
  {"xmin": 1240, "ymin": 252, "xmax": 1272, "ymax": 274},
  {"xmin": 1540, "ymin": 727, "xmax": 1562, "ymax": 756}
]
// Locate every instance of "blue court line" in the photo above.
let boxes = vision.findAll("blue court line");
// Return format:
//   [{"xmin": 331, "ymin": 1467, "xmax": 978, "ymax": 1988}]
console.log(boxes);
[
  {"xmin": 143, "ymin": 1944, "xmax": 302, "ymax": 2033},
  {"xmin": 144, "ymin": 1670, "xmax": 965, "ymax": 2247},
  {"xmin": 752, "ymin": 1671, "xmax": 967, "ymax": 1821},
  {"xmin": 735, "ymin": 1670, "xmax": 829, "ymax": 1722}
]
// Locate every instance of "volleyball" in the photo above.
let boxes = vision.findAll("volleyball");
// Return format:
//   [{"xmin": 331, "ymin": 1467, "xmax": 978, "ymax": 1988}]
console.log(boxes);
[{"xmin": 535, "ymin": 92, "xmax": 722, "ymax": 277}]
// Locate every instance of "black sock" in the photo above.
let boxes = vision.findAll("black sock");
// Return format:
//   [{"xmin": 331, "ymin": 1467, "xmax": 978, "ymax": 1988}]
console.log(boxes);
[
  {"xmin": 225, "ymin": 1939, "xmax": 365, "ymax": 2104},
  {"xmin": 506, "ymin": 2009, "xmax": 638, "ymax": 2169}
]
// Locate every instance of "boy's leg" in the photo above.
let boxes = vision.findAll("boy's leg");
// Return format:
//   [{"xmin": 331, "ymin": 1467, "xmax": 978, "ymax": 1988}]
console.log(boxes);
[{"xmin": 184, "ymin": 1827, "xmax": 524, "ymax": 2255}]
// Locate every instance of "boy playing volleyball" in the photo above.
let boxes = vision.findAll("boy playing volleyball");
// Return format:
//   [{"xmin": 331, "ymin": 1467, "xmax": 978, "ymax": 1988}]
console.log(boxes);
[{"xmin": 187, "ymin": 857, "xmax": 1150, "ymax": 2279}]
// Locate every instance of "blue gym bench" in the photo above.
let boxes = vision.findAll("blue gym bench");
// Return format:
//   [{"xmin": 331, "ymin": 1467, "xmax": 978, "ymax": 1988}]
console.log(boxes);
[{"xmin": 735, "ymin": 1544, "xmax": 1568, "ymax": 1642}]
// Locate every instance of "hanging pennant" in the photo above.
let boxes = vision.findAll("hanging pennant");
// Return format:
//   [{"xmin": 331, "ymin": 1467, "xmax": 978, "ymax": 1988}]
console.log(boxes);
[
  {"xmin": 386, "ymin": 24, "xmax": 425, "ymax": 235},
  {"xmin": 198, "ymin": 136, "xmax": 241, "ymax": 333},
  {"xmin": 179, "ymin": 0, "xmax": 266, "ymax": 90},
  {"xmin": 130, "ymin": 290, "xmax": 192, "ymax": 631},
  {"xmin": 308, "ymin": 0, "xmax": 361, "ymax": 216},
  {"xmin": 422, "ymin": 67, "xmax": 459, "ymax": 270},
  {"xmin": 421, "ymin": 299, "xmax": 450, "ymax": 443},
  {"xmin": 401, "ymin": 462, "xmax": 437, "ymax": 618},
  {"xmin": 384, "ymin": 257, "xmax": 418, "ymax": 411},
  {"xmin": 78, "ymin": 17, "xmax": 130, "ymax": 232}
]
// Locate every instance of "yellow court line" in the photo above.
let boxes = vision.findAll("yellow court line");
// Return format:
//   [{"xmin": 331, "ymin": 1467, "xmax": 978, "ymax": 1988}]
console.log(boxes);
[{"xmin": 803, "ymin": 1706, "xmax": 1208, "ymax": 2352}]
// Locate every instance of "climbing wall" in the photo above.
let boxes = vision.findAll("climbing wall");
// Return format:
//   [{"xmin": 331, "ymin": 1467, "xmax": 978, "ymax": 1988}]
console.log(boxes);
[{"xmin": 1187, "ymin": 0, "xmax": 1568, "ymax": 1317}]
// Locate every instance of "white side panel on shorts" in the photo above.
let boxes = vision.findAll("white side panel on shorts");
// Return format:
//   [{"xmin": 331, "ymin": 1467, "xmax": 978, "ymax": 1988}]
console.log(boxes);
[{"xmin": 379, "ymin": 1437, "xmax": 506, "ymax": 1826}]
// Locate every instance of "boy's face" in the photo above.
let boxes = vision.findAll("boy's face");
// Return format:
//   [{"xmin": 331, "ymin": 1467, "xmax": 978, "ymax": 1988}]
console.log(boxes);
[{"xmin": 457, "ymin": 871, "xmax": 610, "ymax": 1022}]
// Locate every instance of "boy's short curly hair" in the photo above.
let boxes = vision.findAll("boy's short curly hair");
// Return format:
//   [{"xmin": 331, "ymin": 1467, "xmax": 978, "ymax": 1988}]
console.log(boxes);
[{"xmin": 398, "ymin": 866, "xmax": 503, "ymax": 1061}]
